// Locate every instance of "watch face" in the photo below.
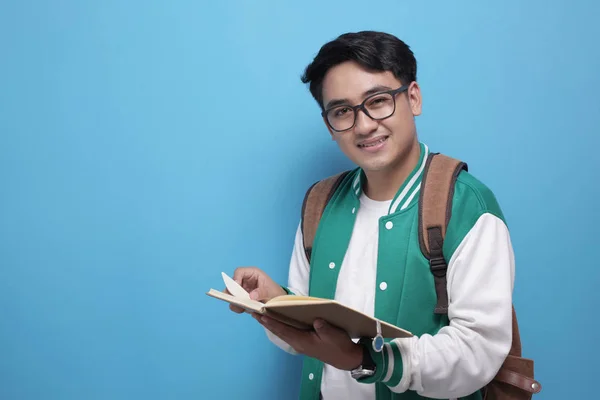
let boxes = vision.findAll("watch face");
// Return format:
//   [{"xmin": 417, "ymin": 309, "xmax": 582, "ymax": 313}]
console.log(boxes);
[{"xmin": 373, "ymin": 336, "xmax": 384, "ymax": 352}]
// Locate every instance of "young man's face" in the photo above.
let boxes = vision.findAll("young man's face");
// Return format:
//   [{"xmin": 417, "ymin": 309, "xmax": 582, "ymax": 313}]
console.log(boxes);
[{"xmin": 320, "ymin": 61, "xmax": 422, "ymax": 174}]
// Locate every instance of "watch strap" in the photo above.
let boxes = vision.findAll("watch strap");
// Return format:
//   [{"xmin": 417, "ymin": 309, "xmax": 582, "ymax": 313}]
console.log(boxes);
[{"xmin": 359, "ymin": 337, "xmax": 376, "ymax": 369}]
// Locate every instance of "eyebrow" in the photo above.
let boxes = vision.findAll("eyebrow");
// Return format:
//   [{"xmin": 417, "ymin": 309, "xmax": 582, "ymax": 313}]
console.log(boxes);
[{"xmin": 324, "ymin": 85, "xmax": 394, "ymax": 109}]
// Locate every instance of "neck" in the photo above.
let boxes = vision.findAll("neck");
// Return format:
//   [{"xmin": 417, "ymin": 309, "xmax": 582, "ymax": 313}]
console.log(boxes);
[{"xmin": 363, "ymin": 140, "xmax": 421, "ymax": 201}]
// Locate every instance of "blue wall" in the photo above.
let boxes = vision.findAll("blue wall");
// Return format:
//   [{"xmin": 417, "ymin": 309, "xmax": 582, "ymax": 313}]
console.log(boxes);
[{"xmin": 1, "ymin": 1, "xmax": 598, "ymax": 399}]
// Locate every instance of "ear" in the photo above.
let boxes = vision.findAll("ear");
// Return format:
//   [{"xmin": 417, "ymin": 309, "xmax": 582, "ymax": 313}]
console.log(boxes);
[{"xmin": 407, "ymin": 81, "xmax": 422, "ymax": 116}]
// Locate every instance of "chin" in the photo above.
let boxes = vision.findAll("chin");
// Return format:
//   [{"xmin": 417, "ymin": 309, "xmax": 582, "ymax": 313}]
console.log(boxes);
[{"xmin": 357, "ymin": 158, "xmax": 395, "ymax": 173}]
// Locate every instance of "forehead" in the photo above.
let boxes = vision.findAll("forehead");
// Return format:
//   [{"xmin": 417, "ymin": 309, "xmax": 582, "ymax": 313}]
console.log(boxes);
[{"xmin": 321, "ymin": 61, "xmax": 401, "ymax": 106}]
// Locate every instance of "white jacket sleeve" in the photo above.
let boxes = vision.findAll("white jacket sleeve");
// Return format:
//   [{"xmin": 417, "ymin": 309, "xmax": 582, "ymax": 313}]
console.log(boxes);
[
  {"xmin": 362, "ymin": 213, "xmax": 515, "ymax": 398},
  {"xmin": 264, "ymin": 221, "xmax": 310, "ymax": 354}
]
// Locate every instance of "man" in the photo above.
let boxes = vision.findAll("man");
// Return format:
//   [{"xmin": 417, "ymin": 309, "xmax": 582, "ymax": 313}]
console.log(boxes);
[{"xmin": 229, "ymin": 31, "xmax": 514, "ymax": 400}]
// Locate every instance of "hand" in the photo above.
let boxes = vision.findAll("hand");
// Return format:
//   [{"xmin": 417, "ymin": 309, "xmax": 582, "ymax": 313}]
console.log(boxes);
[
  {"xmin": 255, "ymin": 314, "xmax": 363, "ymax": 371},
  {"xmin": 225, "ymin": 267, "xmax": 286, "ymax": 313}
]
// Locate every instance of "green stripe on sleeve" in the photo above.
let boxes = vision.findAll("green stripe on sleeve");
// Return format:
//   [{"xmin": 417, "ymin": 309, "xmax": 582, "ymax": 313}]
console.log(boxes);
[
  {"xmin": 281, "ymin": 286, "xmax": 295, "ymax": 295},
  {"xmin": 385, "ymin": 340, "xmax": 404, "ymax": 387}
]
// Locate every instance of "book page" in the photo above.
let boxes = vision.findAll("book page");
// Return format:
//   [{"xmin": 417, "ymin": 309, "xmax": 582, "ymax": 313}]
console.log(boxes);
[
  {"xmin": 221, "ymin": 272, "xmax": 251, "ymax": 300},
  {"xmin": 206, "ymin": 289, "xmax": 265, "ymax": 314},
  {"xmin": 266, "ymin": 295, "xmax": 333, "ymax": 306}
]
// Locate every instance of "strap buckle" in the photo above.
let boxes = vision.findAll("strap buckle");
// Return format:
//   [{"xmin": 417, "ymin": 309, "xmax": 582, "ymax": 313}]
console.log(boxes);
[{"xmin": 429, "ymin": 256, "xmax": 447, "ymax": 277}]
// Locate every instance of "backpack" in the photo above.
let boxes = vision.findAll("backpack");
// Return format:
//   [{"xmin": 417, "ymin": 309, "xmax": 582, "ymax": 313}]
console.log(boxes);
[{"xmin": 300, "ymin": 153, "xmax": 542, "ymax": 400}]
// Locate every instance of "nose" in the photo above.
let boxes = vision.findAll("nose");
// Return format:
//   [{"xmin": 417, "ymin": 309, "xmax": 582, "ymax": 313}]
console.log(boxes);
[{"xmin": 354, "ymin": 108, "xmax": 378, "ymax": 136}]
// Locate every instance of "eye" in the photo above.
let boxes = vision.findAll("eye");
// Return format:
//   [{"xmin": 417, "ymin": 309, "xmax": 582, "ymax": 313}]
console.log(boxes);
[
  {"xmin": 333, "ymin": 107, "xmax": 352, "ymax": 118},
  {"xmin": 367, "ymin": 95, "xmax": 392, "ymax": 108}
]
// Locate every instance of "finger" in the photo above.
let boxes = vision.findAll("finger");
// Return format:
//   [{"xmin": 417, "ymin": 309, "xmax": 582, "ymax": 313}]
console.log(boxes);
[
  {"xmin": 261, "ymin": 316, "xmax": 308, "ymax": 342},
  {"xmin": 313, "ymin": 319, "xmax": 348, "ymax": 342},
  {"xmin": 232, "ymin": 267, "xmax": 245, "ymax": 284},
  {"xmin": 229, "ymin": 304, "xmax": 245, "ymax": 314},
  {"xmin": 262, "ymin": 316, "xmax": 317, "ymax": 355},
  {"xmin": 233, "ymin": 267, "xmax": 255, "ymax": 285},
  {"xmin": 251, "ymin": 313, "xmax": 265, "ymax": 324},
  {"xmin": 234, "ymin": 267, "xmax": 262, "ymax": 294},
  {"xmin": 249, "ymin": 287, "xmax": 268, "ymax": 302},
  {"xmin": 221, "ymin": 287, "xmax": 245, "ymax": 314}
]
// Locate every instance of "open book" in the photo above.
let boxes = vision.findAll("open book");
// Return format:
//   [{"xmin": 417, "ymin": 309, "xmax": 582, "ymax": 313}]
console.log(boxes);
[{"xmin": 206, "ymin": 272, "xmax": 413, "ymax": 339}]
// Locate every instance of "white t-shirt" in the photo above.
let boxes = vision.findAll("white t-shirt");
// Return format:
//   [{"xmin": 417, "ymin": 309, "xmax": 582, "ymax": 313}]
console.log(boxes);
[{"xmin": 320, "ymin": 193, "xmax": 390, "ymax": 399}]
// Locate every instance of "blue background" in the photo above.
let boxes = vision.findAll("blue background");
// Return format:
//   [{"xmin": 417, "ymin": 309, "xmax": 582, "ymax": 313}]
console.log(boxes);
[{"xmin": 1, "ymin": 1, "xmax": 598, "ymax": 399}]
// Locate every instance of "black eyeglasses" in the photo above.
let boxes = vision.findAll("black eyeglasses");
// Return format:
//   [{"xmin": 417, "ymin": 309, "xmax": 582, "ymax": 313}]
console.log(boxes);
[{"xmin": 321, "ymin": 85, "xmax": 409, "ymax": 132}]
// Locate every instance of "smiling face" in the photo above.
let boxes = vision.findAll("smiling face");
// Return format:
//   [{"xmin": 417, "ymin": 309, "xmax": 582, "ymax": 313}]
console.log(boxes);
[{"xmin": 321, "ymin": 61, "xmax": 422, "ymax": 174}]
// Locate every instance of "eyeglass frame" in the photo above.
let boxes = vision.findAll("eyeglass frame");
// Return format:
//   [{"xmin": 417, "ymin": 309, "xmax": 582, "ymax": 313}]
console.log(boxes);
[{"xmin": 321, "ymin": 84, "xmax": 410, "ymax": 132}]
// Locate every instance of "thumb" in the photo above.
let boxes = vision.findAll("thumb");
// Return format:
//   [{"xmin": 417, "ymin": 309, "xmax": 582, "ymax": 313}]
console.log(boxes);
[
  {"xmin": 313, "ymin": 319, "xmax": 335, "ymax": 338},
  {"xmin": 249, "ymin": 287, "xmax": 267, "ymax": 302}
]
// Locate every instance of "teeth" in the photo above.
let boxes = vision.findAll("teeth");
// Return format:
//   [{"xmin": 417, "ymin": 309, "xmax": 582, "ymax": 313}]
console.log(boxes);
[{"xmin": 360, "ymin": 137, "xmax": 387, "ymax": 148}]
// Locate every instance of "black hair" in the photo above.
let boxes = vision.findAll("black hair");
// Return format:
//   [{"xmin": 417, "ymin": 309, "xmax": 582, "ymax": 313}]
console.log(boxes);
[{"xmin": 301, "ymin": 31, "xmax": 417, "ymax": 109}]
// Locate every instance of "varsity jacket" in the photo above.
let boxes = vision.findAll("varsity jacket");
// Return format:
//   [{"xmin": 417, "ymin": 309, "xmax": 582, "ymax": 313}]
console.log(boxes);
[{"xmin": 266, "ymin": 143, "xmax": 514, "ymax": 400}]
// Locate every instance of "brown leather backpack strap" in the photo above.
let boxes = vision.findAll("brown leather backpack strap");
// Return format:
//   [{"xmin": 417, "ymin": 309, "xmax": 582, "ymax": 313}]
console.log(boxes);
[
  {"xmin": 301, "ymin": 171, "xmax": 351, "ymax": 263},
  {"xmin": 510, "ymin": 306, "xmax": 523, "ymax": 357},
  {"xmin": 418, "ymin": 153, "xmax": 468, "ymax": 314},
  {"xmin": 494, "ymin": 368, "xmax": 542, "ymax": 394},
  {"xmin": 483, "ymin": 307, "xmax": 542, "ymax": 398}
]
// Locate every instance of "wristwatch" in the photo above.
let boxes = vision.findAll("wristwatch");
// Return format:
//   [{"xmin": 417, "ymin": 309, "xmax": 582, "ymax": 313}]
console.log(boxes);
[{"xmin": 350, "ymin": 338, "xmax": 377, "ymax": 380}]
